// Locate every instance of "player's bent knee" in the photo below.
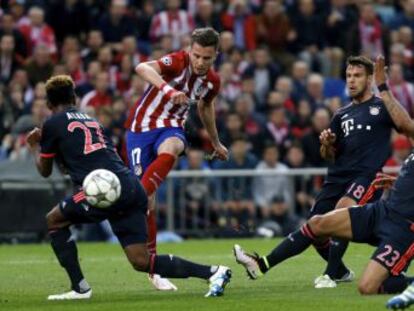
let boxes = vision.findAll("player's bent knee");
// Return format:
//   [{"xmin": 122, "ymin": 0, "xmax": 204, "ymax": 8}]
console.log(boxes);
[
  {"xmin": 358, "ymin": 280, "xmax": 379, "ymax": 295},
  {"xmin": 308, "ymin": 215, "xmax": 324, "ymax": 236},
  {"xmin": 128, "ymin": 248, "xmax": 150, "ymax": 272}
]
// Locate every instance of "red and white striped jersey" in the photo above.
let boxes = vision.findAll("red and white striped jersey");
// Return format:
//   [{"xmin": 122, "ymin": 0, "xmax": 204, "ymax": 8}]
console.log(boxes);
[{"xmin": 125, "ymin": 51, "xmax": 220, "ymax": 133}]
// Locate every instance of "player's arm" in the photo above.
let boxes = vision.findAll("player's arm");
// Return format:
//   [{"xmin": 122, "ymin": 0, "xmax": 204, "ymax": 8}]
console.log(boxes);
[
  {"xmin": 198, "ymin": 98, "xmax": 228, "ymax": 160},
  {"xmin": 26, "ymin": 127, "xmax": 53, "ymax": 177},
  {"xmin": 375, "ymin": 55, "xmax": 414, "ymax": 138},
  {"xmin": 319, "ymin": 128, "xmax": 337, "ymax": 162},
  {"xmin": 135, "ymin": 60, "xmax": 188, "ymax": 105}
]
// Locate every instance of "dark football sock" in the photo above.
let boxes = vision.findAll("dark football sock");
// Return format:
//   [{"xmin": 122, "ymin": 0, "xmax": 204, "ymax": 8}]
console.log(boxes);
[
  {"xmin": 50, "ymin": 227, "xmax": 90, "ymax": 293},
  {"xmin": 258, "ymin": 224, "xmax": 316, "ymax": 273},
  {"xmin": 151, "ymin": 254, "xmax": 217, "ymax": 279},
  {"xmin": 379, "ymin": 275, "xmax": 410, "ymax": 294},
  {"xmin": 325, "ymin": 239, "xmax": 350, "ymax": 279}
]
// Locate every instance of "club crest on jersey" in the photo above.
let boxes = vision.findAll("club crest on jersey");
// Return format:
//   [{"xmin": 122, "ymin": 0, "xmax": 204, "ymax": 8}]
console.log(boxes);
[
  {"xmin": 161, "ymin": 56, "xmax": 172, "ymax": 66},
  {"xmin": 369, "ymin": 106, "xmax": 380, "ymax": 116}
]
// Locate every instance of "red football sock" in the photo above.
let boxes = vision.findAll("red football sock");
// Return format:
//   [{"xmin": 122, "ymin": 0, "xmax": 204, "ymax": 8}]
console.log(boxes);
[
  {"xmin": 141, "ymin": 153, "xmax": 175, "ymax": 196},
  {"xmin": 147, "ymin": 209, "xmax": 157, "ymax": 255}
]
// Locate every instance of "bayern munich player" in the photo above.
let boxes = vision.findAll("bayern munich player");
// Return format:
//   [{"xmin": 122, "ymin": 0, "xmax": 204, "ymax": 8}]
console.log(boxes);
[{"xmin": 124, "ymin": 27, "xmax": 228, "ymax": 290}]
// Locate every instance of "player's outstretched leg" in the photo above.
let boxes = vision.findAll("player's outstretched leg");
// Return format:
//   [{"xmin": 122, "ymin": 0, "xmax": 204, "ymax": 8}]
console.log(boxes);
[
  {"xmin": 146, "ymin": 204, "xmax": 177, "ymax": 291},
  {"xmin": 387, "ymin": 282, "xmax": 414, "ymax": 310},
  {"xmin": 234, "ymin": 208, "xmax": 353, "ymax": 280},
  {"xmin": 46, "ymin": 207, "xmax": 92, "ymax": 300},
  {"xmin": 124, "ymin": 244, "xmax": 231, "ymax": 297},
  {"xmin": 234, "ymin": 222, "xmax": 318, "ymax": 279}
]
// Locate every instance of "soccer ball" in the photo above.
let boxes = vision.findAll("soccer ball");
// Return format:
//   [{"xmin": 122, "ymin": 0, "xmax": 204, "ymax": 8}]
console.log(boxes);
[{"xmin": 82, "ymin": 169, "xmax": 121, "ymax": 208}]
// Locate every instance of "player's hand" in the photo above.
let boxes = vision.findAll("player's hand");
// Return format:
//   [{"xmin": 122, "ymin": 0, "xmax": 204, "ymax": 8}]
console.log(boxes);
[
  {"xmin": 26, "ymin": 127, "xmax": 42, "ymax": 150},
  {"xmin": 374, "ymin": 55, "xmax": 387, "ymax": 87},
  {"xmin": 170, "ymin": 91, "xmax": 190, "ymax": 105},
  {"xmin": 212, "ymin": 141, "xmax": 229, "ymax": 161},
  {"xmin": 319, "ymin": 129, "xmax": 336, "ymax": 146},
  {"xmin": 372, "ymin": 172, "xmax": 396, "ymax": 190}
]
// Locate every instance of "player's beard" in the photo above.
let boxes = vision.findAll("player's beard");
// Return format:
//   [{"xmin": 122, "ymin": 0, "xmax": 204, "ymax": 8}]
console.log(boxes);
[{"xmin": 350, "ymin": 84, "xmax": 368, "ymax": 102}]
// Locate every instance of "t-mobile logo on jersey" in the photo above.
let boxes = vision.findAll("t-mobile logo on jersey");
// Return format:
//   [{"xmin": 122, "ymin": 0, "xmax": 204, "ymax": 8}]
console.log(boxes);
[
  {"xmin": 341, "ymin": 118, "xmax": 372, "ymax": 137},
  {"xmin": 341, "ymin": 119, "xmax": 354, "ymax": 137}
]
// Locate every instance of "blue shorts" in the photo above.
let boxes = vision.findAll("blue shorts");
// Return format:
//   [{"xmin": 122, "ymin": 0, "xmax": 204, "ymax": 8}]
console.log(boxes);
[
  {"xmin": 309, "ymin": 174, "xmax": 379, "ymax": 217},
  {"xmin": 349, "ymin": 202, "xmax": 414, "ymax": 275},
  {"xmin": 59, "ymin": 173, "xmax": 148, "ymax": 247},
  {"xmin": 126, "ymin": 128, "xmax": 187, "ymax": 178}
]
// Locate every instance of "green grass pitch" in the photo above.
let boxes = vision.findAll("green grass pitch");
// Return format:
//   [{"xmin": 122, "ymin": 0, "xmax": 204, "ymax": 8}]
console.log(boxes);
[{"xmin": 0, "ymin": 239, "xmax": 400, "ymax": 311}]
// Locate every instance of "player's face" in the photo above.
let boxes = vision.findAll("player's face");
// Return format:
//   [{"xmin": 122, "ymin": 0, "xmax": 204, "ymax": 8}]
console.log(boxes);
[
  {"xmin": 346, "ymin": 65, "xmax": 372, "ymax": 99},
  {"xmin": 189, "ymin": 43, "xmax": 217, "ymax": 76}
]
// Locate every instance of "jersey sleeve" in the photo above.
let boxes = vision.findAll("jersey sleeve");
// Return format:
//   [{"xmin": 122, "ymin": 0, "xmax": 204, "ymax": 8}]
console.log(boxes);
[
  {"xmin": 202, "ymin": 75, "xmax": 220, "ymax": 104},
  {"xmin": 329, "ymin": 112, "xmax": 342, "ymax": 138},
  {"xmin": 39, "ymin": 118, "xmax": 59, "ymax": 158},
  {"xmin": 156, "ymin": 52, "xmax": 186, "ymax": 78}
]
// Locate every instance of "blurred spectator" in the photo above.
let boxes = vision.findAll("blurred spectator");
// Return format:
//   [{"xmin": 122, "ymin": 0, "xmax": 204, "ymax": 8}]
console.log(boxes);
[
  {"xmin": 12, "ymin": 98, "xmax": 49, "ymax": 135},
  {"xmin": 253, "ymin": 144, "xmax": 293, "ymax": 216},
  {"xmin": 290, "ymin": 98, "xmax": 312, "ymax": 138},
  {"xmin": 81, "ymin": 30, "xmax": 104, "ymax": 69},
  {"xmin": 243, "ymin": 46, "xmax": 279, "ymax": 108},
  {"xmin": 255, "ymin": 0, "xmax": 295, "ymax": 71},
  {"xmin": 389, "ymin": 42, "xmax": 414, "ymax": 81},
  {"xmin": 284, "ymin": 143, "xmax": 314, "ymax": 216},
  {"xmin": 233, "ymin": 93, "xmax": 266, "ymax": 155},
  {"xmin": 0, "ymin": 13, "xmax": 27, "ymax": 59},
  {"xmin": 136, "ymin": 0, "xmax": 155, "ymax": 49},
  {"xmin": 389, "ymin": 0, "xmax": 414, "ymax": 33},
  {"xmin": 228, "ymin": 47, "xmax": 249, "ymax": 76},
  {"xmin": 19, "ymin": 6, "xmax": 57, "ymax": 57},
  {"xmin": 150, "ymin": 0, "xmax": 195, "ymax": 51},
  {"xmin": 114, "ymin": 36, "xmax": 148, "ymax": 68},
  {"xmin": 347, "ymin": 2, "xmax": 390, "ymax": 60},
  {"xmin": 0, "ymin": 34, "xmax": 21, "ymax": 84},
  {"xmin": 218, "ymin": 62, "xmax": 242, "ymax": 104},
  {"xmin": 24, "ymin": 43, "xmax": 54, "ymax": 86},
  {"xmin": 216, "ymin": 135, "xmax": 258, "ymax": 228},
  {"xmin": 291, "ymin": 60, "xmax": 310, "ymax": 102},
  {"xmin": 216, "ymin": 31, "xmax": 235, "ymax": 66},
  {"xmin": 324, "ymin": 0, "xmax": 355, "ymax": 77},
  {"xmin": 301, "ymin": 107, "xmax": 331, "ymax": 167},
  {"xmin": 47, "ymin": 0, "xmax": 89, "ymax": 43},
  {"xmin": 194, "ymin": 0, "xmax": 222, "ymax": 31},
  {"xmin": 221, "ymin": 0, "xmax": 256, "ymax": 51},
  {"xmin": 9, "ymin": 69, "xmax": 33, "ymax": 110},
  {"xmin": 256, "ymin": 196, "xmax": 302, "ymax": 237},
  {"xmin": 394, "ymin": 26, "xmax": 414, "ymax": 76},
  {"xmin": 80, "ymin": 72, "xmax": 113, "ymax": 111},
  {"xmin": 385, "ymin": 135, "xmax": 413, "ymax": 167},
  {"xmin": 263, "ymin": 107, "xmax": 293, "ymax": 157},
  {"xmin": 388, "ymin": 63, "xmax": 414, "ymax": 117},
  {"xmin": 220, "ymin": 112, "xmax": 245, "ymax": 149},
  {"xmin": 274, "ymin": 76, "xmax": 296, "ymax": 113},
  {"xmin": 290, "ymin": 0, "xmax": 328, "ymax": 75},
  {"xmin": 60, "ymin": 36, "xmax": 81, "ymax": 61},
  {"xmin": 177, "ymin": 148, "xmax": 216, "ymax": 229},
  {"xmin": 76, "ymin": 60, "xmax": 101, "ymax": 97},
  {"xmin": 305, "ymin": 73, "xmax": 326, "ymax": 110},
  {"xmin": 115, "ymin": 54, "xmax": 134, "ymax": 95},
  {"xmin": 98, "ymin": 0, "xmax": 136, "ymax": 47},
  {"xmin": 65, "ymin": 52, "xmax": 86, "ymax": 86}
]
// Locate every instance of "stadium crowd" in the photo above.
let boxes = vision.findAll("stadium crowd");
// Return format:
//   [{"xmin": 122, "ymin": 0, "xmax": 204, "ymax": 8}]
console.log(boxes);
[{"xmin": 1, "ymin": 0, "xmax": 414, "ymax": 236}]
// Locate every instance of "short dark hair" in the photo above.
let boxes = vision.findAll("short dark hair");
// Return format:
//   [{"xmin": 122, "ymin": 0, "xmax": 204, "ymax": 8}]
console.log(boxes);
[
  {"xmin": 346, "ymin": 56, "xmax": 374, "ymax": 75},
  {"xmin": 45, "ymin": 75, "xmax": 76, "ymax": 107},
  {"xmin": 191, "ymin": 27, "xmax": 220, "ymax": 50}
]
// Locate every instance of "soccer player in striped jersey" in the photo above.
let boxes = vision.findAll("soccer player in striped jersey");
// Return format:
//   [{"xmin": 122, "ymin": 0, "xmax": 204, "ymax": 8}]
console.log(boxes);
[{"xmin": 124, "ymin": 27, "xmax": 228, "ymax": 290}]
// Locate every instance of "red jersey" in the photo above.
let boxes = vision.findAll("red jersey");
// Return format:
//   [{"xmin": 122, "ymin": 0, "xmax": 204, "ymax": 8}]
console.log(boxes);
[{"xmin": 125, "ymin": 51, "xmax": 220, "ymax": 133}]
